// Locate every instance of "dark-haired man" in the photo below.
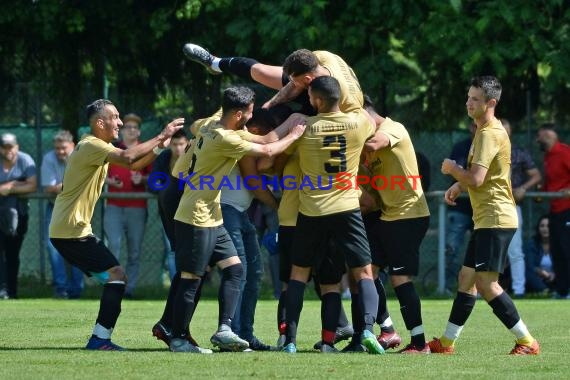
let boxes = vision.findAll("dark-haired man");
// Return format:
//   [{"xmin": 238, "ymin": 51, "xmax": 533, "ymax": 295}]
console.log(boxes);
[
  {"xmin": 50, "ymin": 99, "xmax": 184, "ymax": 350},
  {"xmin": 277, "ymin": 76, "xmax": 383, "ymax": 354},
  {"xmin": 430, "ymin": 76, "xmax": 539, "ymax": 355},
  {"xmin": 361, "ymin": 97, "xmax": 430, "ymax": 354},
  {"xmin": 183, "ymin": 44, "xmax": 363, "ymax": 115},
  {"xmin": 168, "ymin": 86, "xmax": 305, "ymax": 353}
]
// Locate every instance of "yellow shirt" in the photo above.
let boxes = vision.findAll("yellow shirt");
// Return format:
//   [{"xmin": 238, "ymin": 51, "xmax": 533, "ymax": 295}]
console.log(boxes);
[
  {"xmin": 173, "ymin": 111, "xmax": 223, "ymax": 177},
  {"xmin": 289, "ymin": 109, "xmax": 375, "ymax": 216},
  {"xmin": 367, "ymin": 118, "xmax": 430, "ymax": 221},
  {"xmin": 174, "ymin": 122, "xmax": 253, "ymax": 227},
  {"xmin": 467, "ymin": 118, "xmax": 518, "ymax": 229},
  {"xmin": 49, "ymin": 135, "xmax": 116, "ymax": 238},
  {"xmin": 315, "ymin": 51, "xmax": 364, "ymax": 113},
  {"xmin": 278, "ymin": 153, "xmax": 301, "ymax": 226}
]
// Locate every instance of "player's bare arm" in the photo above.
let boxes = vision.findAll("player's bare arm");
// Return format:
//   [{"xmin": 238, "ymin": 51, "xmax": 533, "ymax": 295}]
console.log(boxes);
[
  {"xmin": 441, "ymin": 158, "xmax": 487, "ymax": 188},
  {"xmin": 246, "ymin": 124, "xmax": 305, "ymax": 158},
  {"xmin": 107, "ymin": 118, "xmax": 184, "ymax": 170},
  {"xmin": 262, "ymin": 81, "xmax": 305, "ymax": 109}
]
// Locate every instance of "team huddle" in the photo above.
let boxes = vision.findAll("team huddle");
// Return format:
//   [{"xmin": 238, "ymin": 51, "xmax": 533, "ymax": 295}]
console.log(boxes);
[{"xmin": 48, "ymin": 43, "xmax": 539, "ymax": 355}]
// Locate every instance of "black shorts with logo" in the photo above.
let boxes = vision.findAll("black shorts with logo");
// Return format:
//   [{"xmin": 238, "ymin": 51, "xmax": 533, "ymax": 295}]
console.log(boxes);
[
  {"xmin": 374, "ymin": 216, "xmax": 429, "ymax": 276},
  {"xmin": 464, "ymin": 228, "xmax": 516, "ymax": 273}
]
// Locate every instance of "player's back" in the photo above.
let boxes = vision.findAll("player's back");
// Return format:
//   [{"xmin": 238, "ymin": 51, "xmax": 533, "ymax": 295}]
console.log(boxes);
[
  {"xmin": 314, "ymin": 51, "xmax": 363, "ymax": 113},
  {"xmin": 296, "ymin": 110, "xmax": 374, "ymax": 216}
]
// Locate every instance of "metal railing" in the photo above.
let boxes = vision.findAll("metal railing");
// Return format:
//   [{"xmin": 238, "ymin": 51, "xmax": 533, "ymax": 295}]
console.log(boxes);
[{"xmin": 16, "ymin": 190, "xmax": 568, "ymax": 293}]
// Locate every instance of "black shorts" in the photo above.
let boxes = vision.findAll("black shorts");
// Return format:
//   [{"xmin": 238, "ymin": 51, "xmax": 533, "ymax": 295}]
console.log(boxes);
[
  {"xmin": 464, "ymin": 228, "xmax": 516, "ymax": 273},
  {"xmin": 174, "ymin": 221, "xmax": 237, "ymax": 276},
  {"xmin": 375, "ymin": 216, "xmax": 429, "ymax": 276},
  {"xmin": 291, "ymin": 209, "xmax": 372, "ymax": 271},
  {"xmin": 313, "ymin": 240, "xmax": 346, "ymax": 285},
  {"xmin": 50, "ymin": 235, "xmax": 120, "ymax": 276},
  {"xmin": 363, "ymin": 210, "xmax": 383, "ymax": 265},
  {"xmin": 279, "ymin": 225, "xmax": 345, "ymax": 284}
]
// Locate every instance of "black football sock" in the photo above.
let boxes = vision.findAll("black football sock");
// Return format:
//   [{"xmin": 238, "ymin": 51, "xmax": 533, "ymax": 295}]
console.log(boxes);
[
  {"xmin": 277, "ymin": 290, "xmax": 287, "ymax": 334},
  {"xmin": 374, "ymin": 277, "xmax": 393, "ymax": 332},
  {"xmin": 394, "ymin": 282, "xmax": 425, "ymax": 347},
  {"xmin": 96, "ymin": 282, "xmax": 125, "ymax": 330},
  {"xmin": 219, "ymin": 57, "xmax": 259, "ymax": 80},
  {"xmin": 285, "ymin": 280, "xmax": 306, "ymax": 345},
  {"xmin": 357, "ymin": 279, "xmax": 378, "ymax": 332},
  {"xmin": 160, "ymin": 271, "xmax": 180, "ymax": 326},
  {"xmin": 488, "ymin": 292, "xmax": 520, "ymax": 329},
  {"xmin": 321, "ymin": 292, "xmax": 341, "ymax": 345},
  {"xmin": 218, "ymin": 264, "xmax": 243, "ymax": 327},
  {"xmin": 449, "ymin": 291, "xmax": 477, "ymax": 326},
  {"xmin": 171, "ymin": 278, "xmax": 201, "ymax": 338}
]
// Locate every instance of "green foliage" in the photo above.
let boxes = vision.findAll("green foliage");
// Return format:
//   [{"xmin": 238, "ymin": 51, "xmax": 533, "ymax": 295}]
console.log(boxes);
[{"xmin": 1, "ymin": 0, "xmax": 569, "ymax": 131}]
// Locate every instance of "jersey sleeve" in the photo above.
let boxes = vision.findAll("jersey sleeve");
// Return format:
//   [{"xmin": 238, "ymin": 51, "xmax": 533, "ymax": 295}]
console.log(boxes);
[
  {"xmin": 471, "ymin": 129, "xmax": 499, "ymax": 169},
  {"xmin": 80, "ymin": 138, "xmax": 117, "ymax": 167},
  {"xmin": 220, "ymin": 131, "xmax": 254, "ymax": 160}
]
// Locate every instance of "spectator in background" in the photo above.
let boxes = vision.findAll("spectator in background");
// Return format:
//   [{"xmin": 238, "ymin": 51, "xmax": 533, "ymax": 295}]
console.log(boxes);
[
  {"xmin": 150, "ymin": 129, "xmax": 189, "ymax": 280},
  {"xmin": 444, "ymin": 123, "xmax": 476, "ymax": 292},
  {"xmin": 104, "ymin": 113, "xmax": 151, "ymax": 299},
  {"xmin": 536, "ymin": 123, "xmax": 570, "ymax": 299},
  {"xmin": 525, "ymin": 215, "xmax": 555, "ymax": 294},
  {"xmin": 0, "ymin": 133, "xmax": 37, "ymax": 299},
  {"xmin": 41, "ymin": 130, "xmax": 84, "ymax": 299},
  {"xmin": 502, "ymin": 119, "xmax": 541, "ymax": 297}
]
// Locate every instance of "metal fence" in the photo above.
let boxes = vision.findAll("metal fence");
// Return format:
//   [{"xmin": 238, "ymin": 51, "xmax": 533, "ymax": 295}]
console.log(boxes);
[
  {"xmin": 8, "ymin": 189, "xmax": 562, "ymax": 296},
  {"xmin": 2, "ymin": 122, "xmax": 568, "ymax": 296}
]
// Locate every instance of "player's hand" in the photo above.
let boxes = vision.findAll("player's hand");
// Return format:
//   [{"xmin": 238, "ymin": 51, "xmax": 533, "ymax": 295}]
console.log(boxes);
[
  {"xmin": 159, "ymin": 118, "xmax": 185, "ymax": 145},
  {"xmin": 441, "ymin": 158, "xmax": 457, "ymax": 175},
  {"xmin": 444, "ymin": 183, "xmax": 462, "ymax": 206},
  {"xmin": 289, "ymin": 124, "xmax": 306, "ymax": 139},
  {"xmin": 261, "ymin": 100, "xmax": 273, "ymax": 109},
  {"xmin": 0, "ymin": 182, "xmax": 12, "ymax": 196}
]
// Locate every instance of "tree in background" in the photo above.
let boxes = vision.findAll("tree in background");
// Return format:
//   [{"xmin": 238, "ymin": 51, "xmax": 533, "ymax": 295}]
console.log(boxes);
[{"xmin": 0, "ymin": 0, "xmax": 568, "ymax": 135}]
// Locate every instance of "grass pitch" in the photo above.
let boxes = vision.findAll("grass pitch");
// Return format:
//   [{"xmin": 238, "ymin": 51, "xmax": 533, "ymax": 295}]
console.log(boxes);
[{"xmin": 0, "ymin": 298, "xmax": 566, "ymax": 379}]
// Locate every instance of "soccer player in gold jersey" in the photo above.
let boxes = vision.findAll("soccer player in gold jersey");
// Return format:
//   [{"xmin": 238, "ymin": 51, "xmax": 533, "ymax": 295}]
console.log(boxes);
[
  {"xmin": 362, "ymin": 98, "xmax": 430, "ymax": 354},
  {"xmin": 429, "ymin": 76, "xmax": 540, "ymax": 355},
  {"xmin": 277, "ymin": 76, "xmax": 384, "ymax": 354},
  {"xmin": 168, "ymin": 86, "xmax": 305, "ymax": 353},
  {"xmin": 50, "ymin": 99, "xmax": 184, "ymax": 350},
  {"xmin": 183, "ymin": 44, "xmax": 363, "ymax": 115}
]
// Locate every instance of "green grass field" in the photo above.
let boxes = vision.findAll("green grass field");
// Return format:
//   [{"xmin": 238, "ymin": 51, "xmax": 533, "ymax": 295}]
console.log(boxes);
[{"xmin": 1, "ymin": 298, "xmax": 566, "ymax": 379}]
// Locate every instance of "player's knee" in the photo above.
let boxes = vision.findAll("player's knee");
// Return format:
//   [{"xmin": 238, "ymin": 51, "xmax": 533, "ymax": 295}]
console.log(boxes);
[
  {"xmin": 222, "ymin": 263, "xmax": 243, "ymax": 281},
  {"xmin": 320, "ymin": 283, "xmax": 341, "ymax": 295},
  {"xmin": 108, "ymin": 266, "xmax": 127, "ymax": 283},
  {"xmin": 180, "ymin": 271, "xmax": 200, "ymax": 279}
]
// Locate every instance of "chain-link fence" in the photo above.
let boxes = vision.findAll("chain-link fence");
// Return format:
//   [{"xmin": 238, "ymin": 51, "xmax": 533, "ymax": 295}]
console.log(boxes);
[{"xmin": 2, "ymin": 84, "xmax": 568, "ymax": 297}]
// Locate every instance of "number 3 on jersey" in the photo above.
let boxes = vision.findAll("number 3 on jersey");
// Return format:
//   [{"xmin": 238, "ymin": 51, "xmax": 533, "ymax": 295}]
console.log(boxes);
[{"xmin": 323, "ymin": 135, "xmax": 347, "ymax": 173}]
